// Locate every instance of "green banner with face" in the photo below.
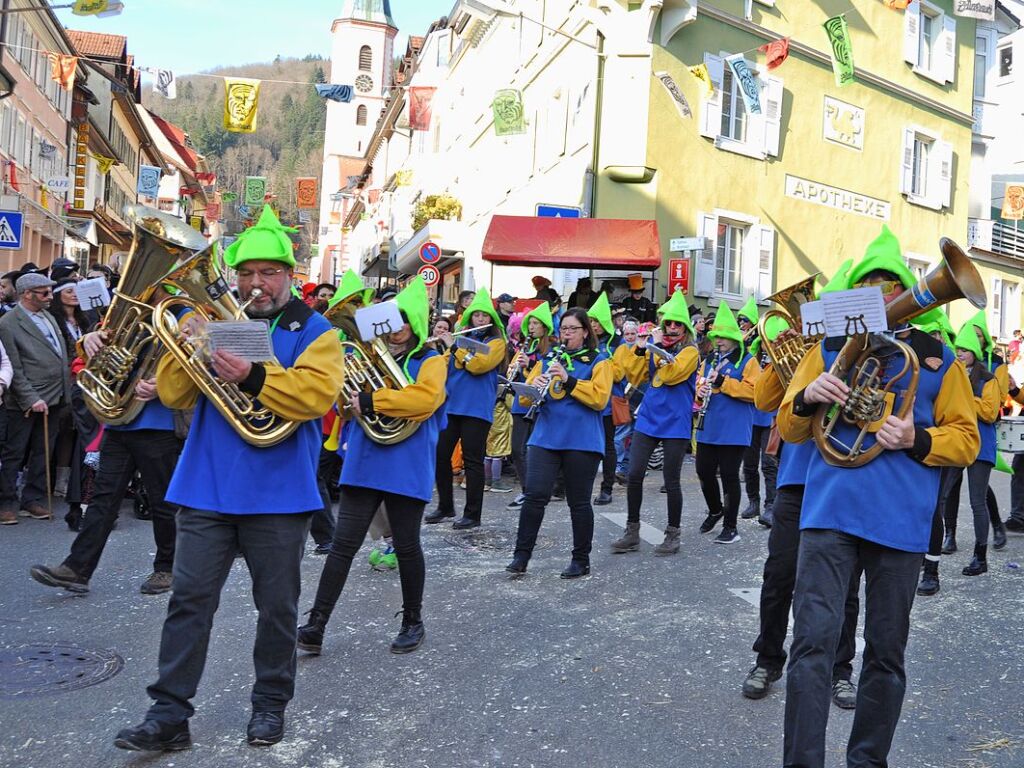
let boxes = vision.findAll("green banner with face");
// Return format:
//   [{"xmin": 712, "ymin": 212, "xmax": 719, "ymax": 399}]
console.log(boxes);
[
  {"xmin": 244, "ymin": 176, "xmax": 266, "ymax": 206},
  {"xmin": 823, "ymin": 14, "xmax": 854, "ymax": 87},
  {"xmin": 492, "ymin": 89, "xmax": 526, "ymax": 136}
]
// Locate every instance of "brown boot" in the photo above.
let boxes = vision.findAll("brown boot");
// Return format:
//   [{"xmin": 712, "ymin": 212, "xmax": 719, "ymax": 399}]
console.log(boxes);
[
  {"xmin": 29, "ymin": 563, "xmax": 89, "ymax": 593},
  {"xmin": 20, "ymin": 501, "xmax": 51, "ymax": 520},
  {"xmin": 610, "ymin": 522, "xmax": 641, "ymax": 553},
  {"xmin": 653, "ymin": 526, "xmax": 681, "ymax": 556},
  {"xmin": 0, "ymin": 510, "xmax": 18, "ymax": 525}
]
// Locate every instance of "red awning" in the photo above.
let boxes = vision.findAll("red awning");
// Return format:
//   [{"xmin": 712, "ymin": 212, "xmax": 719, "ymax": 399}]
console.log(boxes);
[{"xmin": 481, "ymin": 215, "xmax": 661, "ymax": 270}]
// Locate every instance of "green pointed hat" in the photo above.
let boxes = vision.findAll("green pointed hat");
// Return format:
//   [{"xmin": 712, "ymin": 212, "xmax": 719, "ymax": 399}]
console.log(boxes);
[
  {"xmin": 954, "ymin": 320, "xmax": 984, "ymax": 360},
  {"xmin": 223, "ymin": 205, "xmax": 298, "ymax": 268},
  {"xmin": 738, "ymin": 296, "xmax": 759, "ymax": 324},
  {"xmin": 395, "ymin": 276, "xmax": 430, "ymax": 377},
  {"xmin": 457, "ymin": 286, "xmax": 506, "ymax": 338},
  {"xmin": 329, "ymin": 268, "xmax": 374, "ymax": 308},
  {"xmin": 763, "ymin": 314, "xmax": 791, "ymax": 341},
  {"xmin": 846, "ymin": 225, "xmax": 917, "ymax": 290},
  {"xmin": 818, "ymin": 258, "xmax": 854, "ymax": 297},
  {"xmin": 965, "ymin": 309, "xmax": 994, "ymax": 363},
  {"xmin": 522, "ymin": 300, "xmax": 554, "ymax": 336},
  {"xmin": 589, "ymin": 292, "xmax": 614, "ymax": 336},
  {"xmin": 708, "ymin": 301, "xmax": 744, "ymax": 353},
  {"xmin": 656, "ymin": 290, "xmax": 695, "ymax": 337}
]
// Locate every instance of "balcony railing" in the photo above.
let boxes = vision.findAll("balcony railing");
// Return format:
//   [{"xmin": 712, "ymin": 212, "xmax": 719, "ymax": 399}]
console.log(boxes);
[{"xmin": 967, "ymin": 218, "xmax": 1024, "ymax": 261}]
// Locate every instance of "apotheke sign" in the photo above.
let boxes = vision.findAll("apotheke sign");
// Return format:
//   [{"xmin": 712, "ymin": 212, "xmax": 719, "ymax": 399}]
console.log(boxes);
[{"xmin": 784, "ymin": 174, "xmax": 891, "ymax": 221}]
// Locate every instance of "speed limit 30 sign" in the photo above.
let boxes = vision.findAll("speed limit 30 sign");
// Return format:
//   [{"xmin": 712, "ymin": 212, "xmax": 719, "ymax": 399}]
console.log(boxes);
[{"xmin": 418, "ymin": 264, "xmax": 440, "ymax": 286}]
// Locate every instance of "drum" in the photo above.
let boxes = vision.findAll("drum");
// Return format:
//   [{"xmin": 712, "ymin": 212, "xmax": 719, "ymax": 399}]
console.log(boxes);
[{"xmin": 997, "ymin": 417, "xmax": 1024, "ymax": 453}]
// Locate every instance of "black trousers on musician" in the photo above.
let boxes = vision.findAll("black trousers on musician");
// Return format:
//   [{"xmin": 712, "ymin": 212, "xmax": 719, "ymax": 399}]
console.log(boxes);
[
  {"xmin": 753, "ymin": 485, "xmax": 859, "ymax": 678},
  {"xmin": 942, "ymin": 468, "xmax": 1000, "ymax": 542},
  {"xmin": 1011, "ymin": 453, "xmax": 1024, "ymax": 525},
  {"xmin": 627, "ymin": 432, "xmax": 686, "ymax": 528},
  {"xmin": 510, "ymin": 414, "xmax": 532, "ymax": 491},
  {"xmin": 695, "ymin": 443, "xmax": 745, "ymax": 528},
  {"xmin": 743, "ymin": 424, "xmax": 778, "ymax": 507},
  {"xmin": 434, "ymin": 414, "xmax": 490, "ymax": 521},
  {"xmin": 941, "ymin": 461, "xmax": 995, "ymax": 546},
  {"xmin": 64, "ymin": 429, "xmax": 181, "ymax": 579},
  {"xmin": 599, "ymin": 414, "xmax": 616, "ymax": 495}
]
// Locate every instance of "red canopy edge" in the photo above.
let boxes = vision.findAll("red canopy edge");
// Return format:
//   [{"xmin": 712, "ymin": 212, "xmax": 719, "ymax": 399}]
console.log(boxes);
[{"xmin": 481, "ymin": 215, "xmax": 661, "ymax": 270}]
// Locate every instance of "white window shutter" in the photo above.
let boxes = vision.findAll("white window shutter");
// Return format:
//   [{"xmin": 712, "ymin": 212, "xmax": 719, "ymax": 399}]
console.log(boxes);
[
  {"xmin": 756, "ymin": 225, "xmax": 775, "ymax": 301},
  {"xmin": 699, "ymin": 54, "xmax": 725, "ymax": 140},
  {"xmin": 991, "ymin": 277, "xmax": 1002, "ymax": 337},
  {"xmin": 939, "ymin": 14, "xmax": 957, "ymax": 84},
  {"xmin": 935, "ymin": 139, "xmax": 953, "ymax": 209},
  {"xmin": 694, "ymin": 212, "xmax": 718, "ymax": 298},
  {"xmin": 763, "ymin": 76, "xmax": 784, "ymax": 157},
  {"xmin": 900, "ymin": 127, "xmax": 915, "ymax": 195},
  {"xmin": 904, "ymin": 1, "xmax": 921, "ymax": 67}
]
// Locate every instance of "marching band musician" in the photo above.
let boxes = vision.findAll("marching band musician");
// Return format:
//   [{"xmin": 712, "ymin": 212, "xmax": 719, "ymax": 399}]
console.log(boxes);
[
  {"xmin": 297, "ymin": 277, "xmax": 447, "ymax": 657},
  {"xmin": 694, "ymin": 302, "xmax": 759, "ymax": 544},
  {"xmin": 778, "ymin": 226, "xmax": 978, "ymax": 768},
  {"xmin": 507, "ymin": 300, "xmax": 555, "ymax": 510},
  {"xmin": 505, "ymin": 307, "xmax": 612, "ymax": 579},
  {"xmin": 741, "ymin": 264, "xmax": 862, "ymax": 710},
  {"xmin": 115, "ymin": 207, "xmax": 345, "ymax": 752},
  {"xmin": 427, "ymin": 287, "xmax": 506, "ymax": 529},
  {"xmin": 738, "ymin": 297, "xmax": 778, "ymax": 525},
  {"xmin": 609, "ymin": 291, "xmax": 698, "ymax": 556},
  {"xmin": 588, "ymin": 292, "xmax": 620, "ymax": 506}
]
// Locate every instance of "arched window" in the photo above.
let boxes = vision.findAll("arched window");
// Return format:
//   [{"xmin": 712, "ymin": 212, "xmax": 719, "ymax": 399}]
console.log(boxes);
[
  {"xmin": 358, "ymin": 45, "xmax": 372, "ymax": 72},
  {"xmin": 356, "ymin": 104, "xmax": 368, "ymax": 126}
]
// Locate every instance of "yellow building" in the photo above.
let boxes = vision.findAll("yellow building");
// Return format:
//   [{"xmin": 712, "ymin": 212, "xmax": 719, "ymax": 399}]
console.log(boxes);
[{"xmin": 596, "ymin": 0, "xmax": 1004, "ymax": 329}]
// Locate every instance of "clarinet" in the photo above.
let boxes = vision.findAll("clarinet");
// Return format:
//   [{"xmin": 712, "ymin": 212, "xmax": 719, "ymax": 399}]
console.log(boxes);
[
  {"xmin": 498, "ymin": 340, "xmax": 526, "ymax": 401},
  {"xmin": 694, "ymin": 352, "xmax": 725, "ymax": 432},
  {"xmin": 523, "ymin": 345, "xmax": 565, "ymax": 424}
]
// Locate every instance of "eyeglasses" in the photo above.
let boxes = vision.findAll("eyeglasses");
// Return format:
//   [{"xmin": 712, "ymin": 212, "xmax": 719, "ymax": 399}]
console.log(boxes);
[
  {"xmin": 560, "ymin": 324, "xmax": 584, "ymax": 332},
  {"xmin": 854, "ymin": 279, "xmax": 902, "ymax": 296},
  {"xmin": 236, "ymin": 267, "xmax": 286, "ymax": 280}
]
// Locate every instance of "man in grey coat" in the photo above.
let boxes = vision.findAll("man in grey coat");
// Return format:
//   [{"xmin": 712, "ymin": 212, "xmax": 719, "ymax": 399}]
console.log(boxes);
[{"xmin": 0, "ymin": 273, "xmax": 73, "ymax": 524}]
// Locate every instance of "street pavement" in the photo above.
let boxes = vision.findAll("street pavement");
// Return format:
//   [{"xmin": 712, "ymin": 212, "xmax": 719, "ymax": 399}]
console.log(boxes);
[{"xmin": 2, "ymin": 464, "xmax": 1024, "ymax": 768}]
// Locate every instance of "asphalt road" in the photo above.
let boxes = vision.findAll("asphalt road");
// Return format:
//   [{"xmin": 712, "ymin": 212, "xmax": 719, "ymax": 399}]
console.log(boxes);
[{"xmin": 1, "ymin": 464, "xmax": 1023, "ymax": 768}]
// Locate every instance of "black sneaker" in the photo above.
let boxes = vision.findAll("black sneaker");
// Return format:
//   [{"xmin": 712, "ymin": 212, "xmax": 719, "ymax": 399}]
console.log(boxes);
[
  {"xmin": 831, "ymin": 678, "xmax": 857, "ymax": 709},
  {"xmin": 740, "ymin": 501, "xmax": 760, "ymax": 520},
  {"xmin": 115, "ymin": 719, "xmax": 191, "ymax": 752},
  {"xmin": 1005, "ymin": 518, "xmax": 1024, "ymax": 534},
  {"xmin": 993, "ymin": 523, "xmax": 1008, "ymax": 551},
  {"xmin": 313, "ymin": 542, "xmax": 331, "ymax": 555},
  {"xmin": 506, "ymin": 494, "xmax": 525, "ymax": 509},
  {"xmin": 699, "ymin": 513, "xmax": 723, "ymax": 534},
  {"xmin": 423, "ymin": 509, "xmax": 455, "ymax": 524},
  {"xmin": 452, "ymin": 517, "xmax": 481, "ymax": 530},
  {"xmin": 594, "ymin": 491, "xmax": 613, "ymax": 506},
  {"xmin": 714, "ymin": 527, "xmax": 740, "ymax": 544},
  {"xmin": 247, "ymin": 711, "xmax": 285, "ymax": 746},
  {"xmin": 742, "ymin": 665, "xmax": 782, "ymax": 700}
]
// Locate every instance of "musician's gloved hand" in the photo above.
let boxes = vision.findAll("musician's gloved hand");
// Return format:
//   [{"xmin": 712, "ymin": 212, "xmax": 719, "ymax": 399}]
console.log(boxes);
[
  {"xmin": 712, "ymin": 372, "xmax": 727, "ymax": 388},
  {"xmin": 83, "ymin": 330, "xmax": 107, "ymax": 358},
  {"xmin": 211, "ymin": 350, "xmax": 252, "ymax": 383},
  {"xmin": 802, "ymin": 372, "xmax": 849, "ymax": 405},
  {"xmin": 134, "ymin": 377, "xmax": 158, "ymax": 402},
  {"xmin": 547, "ymin": 360, "xmax": 568, "ymax": 382},
  {"xmin": 876, "ymin": 404, "xmax": 916, "ymax": 451}
]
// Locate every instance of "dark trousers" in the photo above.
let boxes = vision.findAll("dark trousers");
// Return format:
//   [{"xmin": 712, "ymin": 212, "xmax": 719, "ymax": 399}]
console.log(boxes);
[
  {"xmin": 510, "ymin": 414, "xmax": 532, "ymax": 490},
  {"xmin": 627, "ymin": 432, "xmax": 686, "ymax": 528},
  {"xmin": 310, "ymin": 445, "xmax": 340, "ymax": 546},
  {"xmin": 65, "ymin": 429, "xmax": 181, "ymax": 579},
  {"xmin": 941, "ymin": 461, "xmax": 994, "ymax": 546},
  {"xmin": 695, "ymin": 442, "xmax": 745, "ymax": 528},
  {"xmin": 0, "ymin": 404, "xmax": 67, "ymax": 509},
  {"xmin": 435, "ymin": 414, "xmax": 490, "ymax": 520},
  {"xmin": 784, "ymin": 529, "xmax": 921, "ymax": 768},
  {"xmin": 146, "ymin": 508, "xmax": 310, "ymax": 723},
  {"xmin": 312, "ymin": 485, "xmax": 426, "ymax": 617},
  {"xmin": 943, "ymin": 467, "xmax": 1000, "ymax": 542},
  {"xmin": 515, "ymin": 446, "xmax": 599, "ymax": 564},
  {"xmin": 599, "ymin": 414, "xmax": 616, "ymax": 495},
  {"xmin": 753, "ymin": 486, "xmax": 859, "ymax": 677},
  {"xmin": 743, "ymin": 424, "xmax": 778, "ymax": 506},
  {"xmin": 1011, "ymin": 453, "xmax": 1024, "ymax": 524}
]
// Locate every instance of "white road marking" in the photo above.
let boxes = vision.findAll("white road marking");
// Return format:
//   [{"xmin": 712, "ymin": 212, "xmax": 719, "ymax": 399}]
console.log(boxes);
[
  {"xmin": 730, "ymin": 586, "xmax": 865, "ymax": 653},
  {"xmin": 599, "ymin": 512, "xmax": 664, "ymax": 546}
]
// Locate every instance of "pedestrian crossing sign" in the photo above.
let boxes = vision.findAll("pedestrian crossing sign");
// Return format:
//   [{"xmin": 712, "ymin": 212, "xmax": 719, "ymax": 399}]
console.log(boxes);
[{"xmin": 0, "ymin": 210, "xmax": 23, "ymax": 250}]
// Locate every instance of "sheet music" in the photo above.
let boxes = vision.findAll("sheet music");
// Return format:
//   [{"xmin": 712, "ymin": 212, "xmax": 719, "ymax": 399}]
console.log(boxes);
[
  {"xmin": 73, "ymin": 277, "xmax": 111, "ymax": 310},
  {"xmin": 355, "ymin": 301, "xmax": 404, "ymax": 341},
  {"xmin": 820, "ymin": 287, "xmax": 887, "ymax": 338},
  {"xmin": 204, "ymin": 320, "xmax": 275, "ymax": 362},
  {"xmin": 800, "ymin": 300, "xmax": 826, "ymax": 337}
]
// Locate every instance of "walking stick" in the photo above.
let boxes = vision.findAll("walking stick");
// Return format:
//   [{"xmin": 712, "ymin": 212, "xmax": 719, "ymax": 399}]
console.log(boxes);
[{"xmin": 43, "ymin": 409, "xmax": 52, "ymax": 521}]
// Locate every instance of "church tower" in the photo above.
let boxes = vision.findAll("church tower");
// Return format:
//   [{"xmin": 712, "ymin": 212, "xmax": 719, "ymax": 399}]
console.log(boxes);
[{"xmin": 315, "ymin": 0, "xmax": 397, "ymax": 280}]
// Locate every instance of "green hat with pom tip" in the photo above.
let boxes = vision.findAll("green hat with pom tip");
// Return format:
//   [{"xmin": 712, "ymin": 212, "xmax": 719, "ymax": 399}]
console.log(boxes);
[
  {"xmin": 737, "ymin": 295, "xmax": 759, "ymax": 324},
  {"xmin": 656, "ymin": 289, "xmax": 695, "ymax": 337},
  {"xmin": 588, "ymin": 292, "xmax": 614, "ymax": 336},
  {"xmin": 846, "ymin": 225, "xmax": 917, "ymax": 290},
  {"xmin": 954, "ymin": 320, "xmax": 984, "ymax": 361},
  {"xmin": 964, "ymin": 309, "xmax": 994, "ymax": 364},
  {"xmin": 522, "ymin": 300, "xmax": 554, "ymax": 336},
  {"xmin": 394, "ymin": 276, "xmax": 431, "ymax": 379},
  {"xmin": 457, "ymin": 287, "xmax": 506, "ymax": 339},
  {"xmin": 223, "ymin": 205, "xmax": 298, "ymax": 268},
  {"xmin": 708, "ymin": 301, "xmax": 745, "ymax": 355},
  {"xmin": 329, "ymin": 269, "xmax": 374, "ymax": 308}
]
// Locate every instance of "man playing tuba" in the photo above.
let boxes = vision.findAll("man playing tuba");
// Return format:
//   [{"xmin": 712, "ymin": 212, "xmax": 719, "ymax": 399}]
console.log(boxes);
[{"xmin": 114, "ymin": 206, "xmax": 344, "ymax": 752}]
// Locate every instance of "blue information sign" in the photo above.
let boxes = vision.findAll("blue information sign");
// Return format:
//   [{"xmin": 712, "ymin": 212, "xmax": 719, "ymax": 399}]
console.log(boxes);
[{"xmin": 536, "ymin": 204, "xmax": 581, "ymax": 219}]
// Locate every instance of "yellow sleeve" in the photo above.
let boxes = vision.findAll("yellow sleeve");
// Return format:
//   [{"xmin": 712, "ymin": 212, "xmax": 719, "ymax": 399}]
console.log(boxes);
[
  {"xmin": 777, "ymin": 344, "xmax": 824, "ymax": 444},
  {"xmin": 246, "ymin": 330, "xmax": 345, "ymax": 421},
  {"xmin": 455, "ymin": 338, "xmax": 506, "ymax": 374},
  {"xmin": 617, "ymin": 344, "xmax": 650, "ymax": 386},
  {"xmin": 718, "ymin": 356, "xmax": 759, "ymax": 402},
  {"xmin": 975, "ymin": 377, "xmax": 1001, "ymax": 425},
  {"xmin": 519, "ymin": 361, "xmax": 543, "ymax": 408},
  {"xmin": 1013, "ymin": 387, "xmax": 1024, "ymax": 407},
  {"xmin": 754, "ymin": 363, "xmax": 786, "ymax": 412},
  {"xmin": 156, "ymin": 349, "xmax": 200, "ymax": 409},
  {"xmin": 371, "ymin": 354, "xmax": 447, "ymax": 423},
  {"xmin": 923, "ymin": 360, "xmax": 980, "ymax": 467},
  {"xmin": 653, "ymin": 345, "xmax": 699, "ymax": 387},
  {"xmin": 994, "ymin": 363, "xmax": 1010, "ymax": 400},
  {"xmin": 610, "ymin": 344, "xmax": 628, "ymax": 384},
  {"xmin": 566, "ymin": 358, "xmax": 612, "ymax": 411}
]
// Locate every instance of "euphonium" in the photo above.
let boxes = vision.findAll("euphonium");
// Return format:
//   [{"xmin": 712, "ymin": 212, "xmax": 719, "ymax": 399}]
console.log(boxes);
[
  {"xmin": 323, "ymin": 293, "xmax": 420, "ymax": 446},
  {"xmin": 812, "ymin": 238, "xmax": 987, "ymax": 468},
  {"xmin": 757, "ymin": 274, "xmax": 821, "ymax": 387},
  {"xmin": 150, "ymin": 248, "xmax": 300, "ymax": 448},
  {"xmin": 79, "ymin": 205, "xmax": 209, "ymax": 425}
]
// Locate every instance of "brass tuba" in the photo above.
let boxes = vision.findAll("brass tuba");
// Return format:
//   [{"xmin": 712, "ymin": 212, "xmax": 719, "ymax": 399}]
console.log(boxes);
[
  {"xmin": 812, "ymin": 238, "xmax": 987, "ymax": 468},
  {"xmin": 756, "ymin": 274, "xmax": 821, "ymax": 387},
  {"xmin": 79, "ymin": 205, "xmax": 209, "ymax": 425},
  {"xmin": 323, "ymin": 293, "xmax": 420, "ymax": 446},
  {"xmin": 150, "ymin": 248, "xmax": 301, "ymax": 448}
]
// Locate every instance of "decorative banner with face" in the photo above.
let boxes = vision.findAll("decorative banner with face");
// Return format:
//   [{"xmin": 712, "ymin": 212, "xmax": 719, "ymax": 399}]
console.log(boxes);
[
  {"xmin": 492, "ymin": 89, "xmax": 526, "ymax": 136},
  {"xmin": 244, "ymin": 176, "xmax": 267, "ymax": 206},
  {"xmin": 725, "ymin": 55, "xmax": 762, "ymax": 115},
  {"xmin": 224, "ymin": 77, "xmax": 260, "ymax": 133},
  {"xmin": 409, "ymin": 87, "xmax": 436, "ymax": 131},
  {"xmin": 654, "ymin": 71, "xmax": 692, "ymax": 120},
  {"xmin": 137, "ymin": 165, "xmax": 161, "ymax": 198},
  {"xmin": 296, "ymin": 177, "xmax": 318, "ymax": 209},
  {"xmin": 154, "ymin": 69, "xmax": 176, "ymax": 99},
  {"xmin": 823, "ymin": 14, "xmax": 855, "ymax": 87},
  {"xmin": 1002, "ymin": 183, "xmax": 1024, "ymax": 221}
]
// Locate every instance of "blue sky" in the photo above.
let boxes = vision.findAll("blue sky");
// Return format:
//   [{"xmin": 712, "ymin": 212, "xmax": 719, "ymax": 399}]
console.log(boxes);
[{"xmin": 52, "ymin": 0, "xmax": 453, "ymax": 78}]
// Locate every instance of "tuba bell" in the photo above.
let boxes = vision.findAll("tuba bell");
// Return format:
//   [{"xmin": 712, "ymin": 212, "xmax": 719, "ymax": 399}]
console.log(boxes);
[
  {"xmin": 323, "ymin": 293, "xmax": 421, "ymax": 446},
  {"xmin": 812, "ymin": 238, "xmax": 987, "ymax": 468},
  {"xmin": 149, "ymin": 248, "xmax": 301, "ymax": 448},
  {"xmin": 756, "ymin": 274, "xmax": 821, "ymax": 387},
  {"xmin": 79, "ymin": 205, "xmax": 209, "ymax": 425}
]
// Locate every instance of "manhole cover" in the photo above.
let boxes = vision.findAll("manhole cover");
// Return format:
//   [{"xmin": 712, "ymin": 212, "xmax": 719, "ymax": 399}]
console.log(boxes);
[
  {"xmin": 443, "ymin": 529, "xmax": 553, "ymax": 552},
  {"xmin": 0, "ymin": 644, "xmax": 124, "ymax": 699}
]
